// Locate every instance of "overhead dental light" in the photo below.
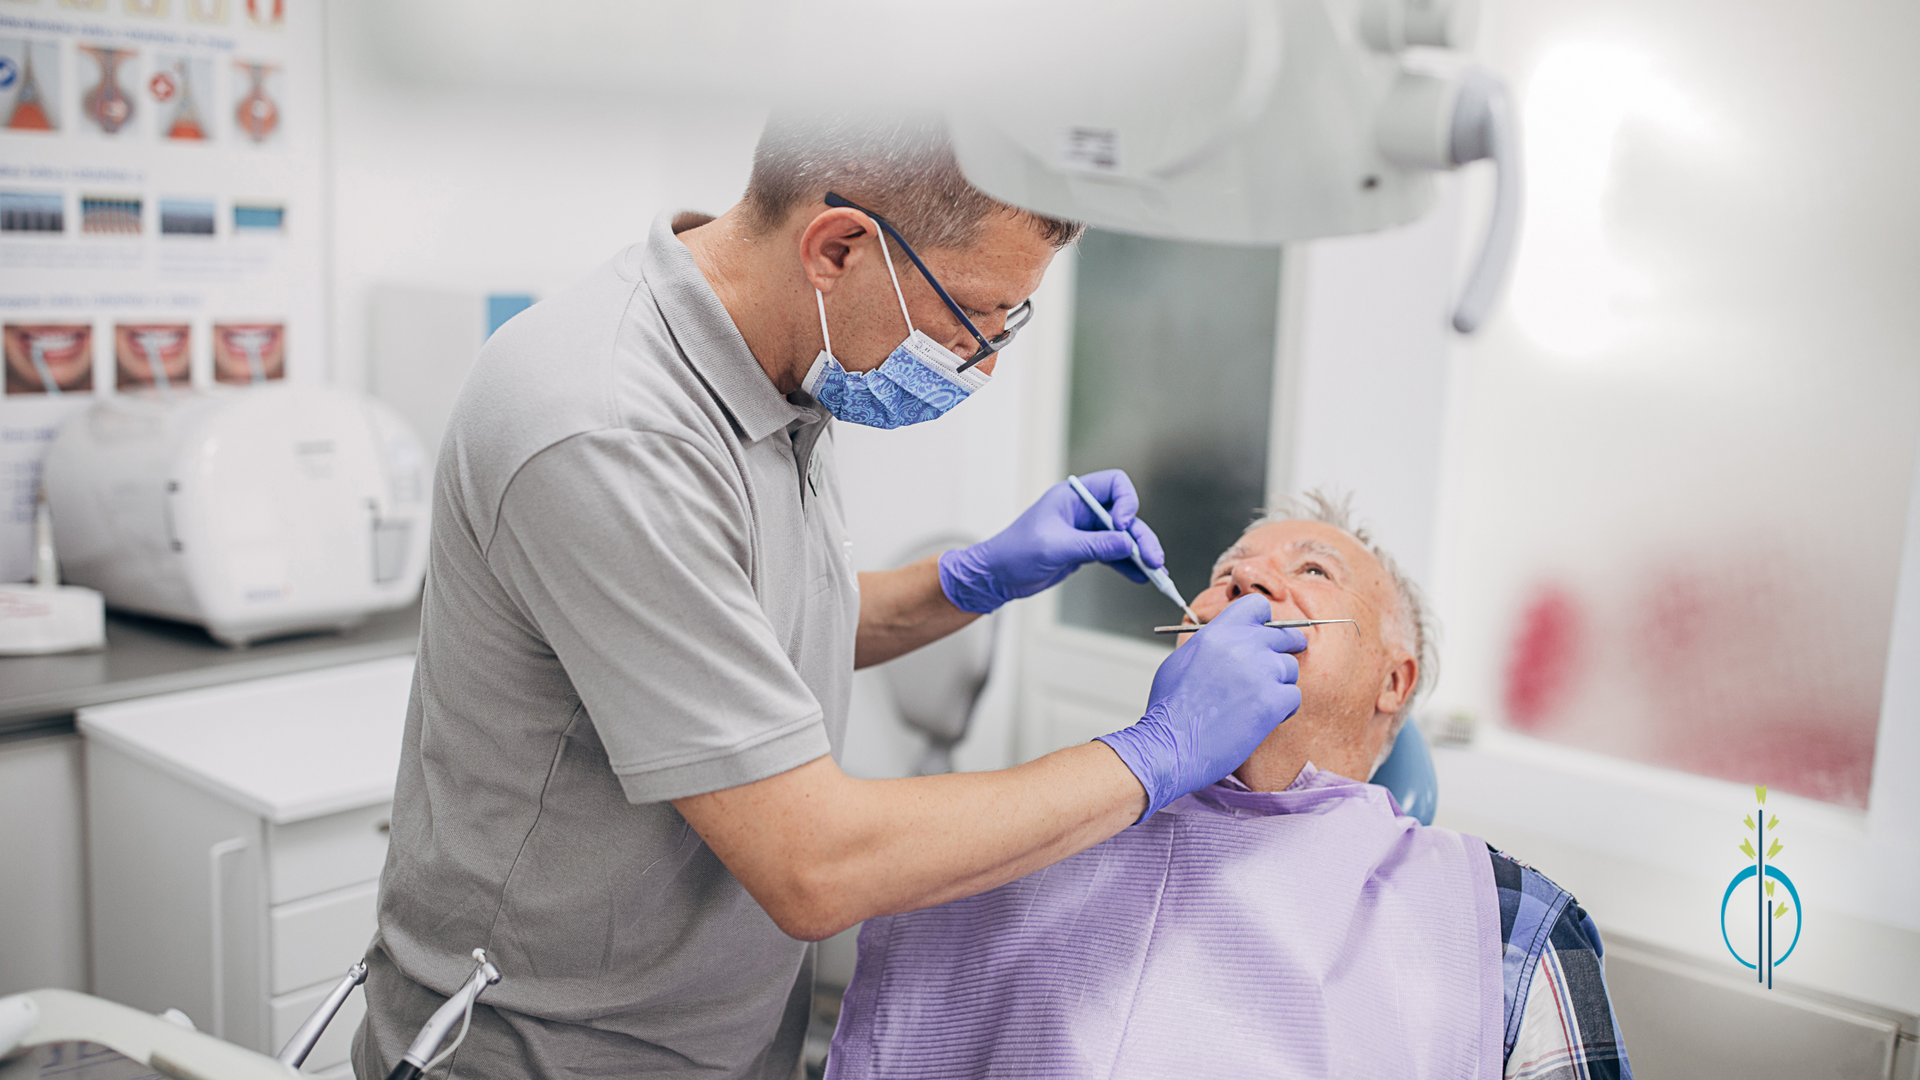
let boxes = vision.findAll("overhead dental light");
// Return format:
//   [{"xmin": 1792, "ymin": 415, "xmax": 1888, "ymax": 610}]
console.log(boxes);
[{"xmin": 945, "ymin": 0, "xmax": 1521, "ymax": 333}]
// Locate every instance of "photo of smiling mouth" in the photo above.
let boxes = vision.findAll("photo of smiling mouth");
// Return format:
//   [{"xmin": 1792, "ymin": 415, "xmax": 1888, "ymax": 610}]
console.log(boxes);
[
  {"xmin": 118, "ymin": 324, "xmax": 193, "ymax": 390},
  {"xmin": 212, "ymin": 322, "xmax": 287, "ymax": 385},
  {"xmin": 131, "ymin": 327, "xmax": 188, "ymax": 352},
  {"xmin": 21, "ymin": 330, "xmax": 87, "ymax": 361},
  {"xmin": 6, "ymin": 324, "xmax": 96, "ymax": 396},
  {"xmin": 218, "ymin": 324, "xmax": 281, "ymax": 350}
]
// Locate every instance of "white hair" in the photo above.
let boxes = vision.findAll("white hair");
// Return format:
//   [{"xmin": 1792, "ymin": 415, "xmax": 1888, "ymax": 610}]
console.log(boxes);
[{"xmin": 1239, "ymin": 491, "xmax": 1438, "ymax": 768}]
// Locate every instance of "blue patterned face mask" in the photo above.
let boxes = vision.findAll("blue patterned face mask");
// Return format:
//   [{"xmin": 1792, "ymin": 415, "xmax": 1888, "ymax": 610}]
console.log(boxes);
[{"xmin": 801, "ymin": 224, "xmax": 991, "ymax": 429}]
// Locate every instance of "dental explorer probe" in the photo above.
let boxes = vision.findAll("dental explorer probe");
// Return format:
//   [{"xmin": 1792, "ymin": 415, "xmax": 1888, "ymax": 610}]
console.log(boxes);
[
  {"xmin": 1065, "ymin": 474, "xmax": 1199, "ymax": 624},
  {"xmin": 1151, "ymin": 619, "xmax": 1357, "ymax": 635}
]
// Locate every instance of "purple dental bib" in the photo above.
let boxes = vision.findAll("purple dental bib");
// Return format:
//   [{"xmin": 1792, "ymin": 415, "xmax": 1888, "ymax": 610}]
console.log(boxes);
[{"xmin": 827, "ymin": 767, "xmax": 1504, "ymax": 1079}]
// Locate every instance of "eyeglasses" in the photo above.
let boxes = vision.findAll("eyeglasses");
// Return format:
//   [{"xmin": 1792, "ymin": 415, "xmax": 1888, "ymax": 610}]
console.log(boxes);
[{"xmin": 824, "ymin": 191, "xmax": 1033, "ymax": 373}]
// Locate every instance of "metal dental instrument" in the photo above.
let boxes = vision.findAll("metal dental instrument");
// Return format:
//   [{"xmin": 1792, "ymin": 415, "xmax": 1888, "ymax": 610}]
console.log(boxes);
[
  {"xmin": 276, "ymin": 959, "xmax": 367, "ymax": 1068},
  {"xmin": 1065, "ymin": 474, "xmax": 1198, "ymax": 625},
  {"xmin": 1152, "ymin": 619, "xmax": 1357, "ymax": 635},
  {"xmin": 386, "ymin": 948, "xmax": 501, "ymax": 1080}
]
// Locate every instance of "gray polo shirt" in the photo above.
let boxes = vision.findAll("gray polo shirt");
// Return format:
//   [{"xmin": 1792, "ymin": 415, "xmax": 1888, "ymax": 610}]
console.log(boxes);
[{"xmin": 356, "ymin": 213, "xmax": 860, "ymax": 1079}]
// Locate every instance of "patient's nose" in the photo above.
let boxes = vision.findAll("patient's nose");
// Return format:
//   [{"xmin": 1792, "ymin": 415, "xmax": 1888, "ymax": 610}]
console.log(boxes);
[{"xmin": 1226, "ymin": 562, "xmax": 1293, "ymax": 610}]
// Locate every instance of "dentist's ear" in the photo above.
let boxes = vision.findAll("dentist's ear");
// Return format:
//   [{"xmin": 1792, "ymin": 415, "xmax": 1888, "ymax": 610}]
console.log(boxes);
[
  {"xmin": 1375, "ymin": 654, "xmax": 1418, "ymax": 717},
  {"xmin": 800, "ymin": 207, "xmax": 878, "ymax": 294}
]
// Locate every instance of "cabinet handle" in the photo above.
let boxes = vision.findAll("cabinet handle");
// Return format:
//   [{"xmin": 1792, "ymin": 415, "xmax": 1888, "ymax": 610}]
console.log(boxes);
[
  {"xmin": 207, "ymin": 836, "xmax": 249, "ymax": 1040},
  {"xmin": 374, "ymin": 818, "xmax": 391, "ymax": 835}
]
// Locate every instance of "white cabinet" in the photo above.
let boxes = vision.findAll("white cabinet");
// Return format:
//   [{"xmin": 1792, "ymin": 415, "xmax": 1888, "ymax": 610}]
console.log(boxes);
[{"xmin": 78, "ymin": 657, "xmax": 414, "ymax": 1076}]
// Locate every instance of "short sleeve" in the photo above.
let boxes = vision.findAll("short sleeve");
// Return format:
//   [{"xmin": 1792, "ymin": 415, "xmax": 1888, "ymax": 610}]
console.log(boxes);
[{"xmin": 487, "ymin": 429, "xmax": 831, "ymax": 802}]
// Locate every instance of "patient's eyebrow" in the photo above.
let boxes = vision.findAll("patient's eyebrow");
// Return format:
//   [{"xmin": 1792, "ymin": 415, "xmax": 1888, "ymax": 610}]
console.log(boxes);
[
  {"xmin": 1284, "ymin": 539, "xmax": 1351, "ymax": 575},
  {"xmin": 1211, "ymin": 537, "xmax": 1353, "ymax": 579}
]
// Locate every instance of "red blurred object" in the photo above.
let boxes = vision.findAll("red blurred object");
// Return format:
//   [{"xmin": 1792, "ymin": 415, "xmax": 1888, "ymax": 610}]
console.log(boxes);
[{"xmin": 1504, "ymin": 584, "xmax": 1585, "ymax": 731}]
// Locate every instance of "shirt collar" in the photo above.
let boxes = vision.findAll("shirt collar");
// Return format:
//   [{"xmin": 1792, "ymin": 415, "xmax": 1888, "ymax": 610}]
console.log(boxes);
[{"xmin": 640, "ymin": 212, "xmax": 822, "ymax": 444}]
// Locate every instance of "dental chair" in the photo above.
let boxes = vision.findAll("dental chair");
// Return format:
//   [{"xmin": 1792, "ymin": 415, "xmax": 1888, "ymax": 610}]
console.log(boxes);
[
  {"xmin": 0, "ymin": 951, "xmax": 498, "ymax": 1080},
  {"xmin": 1369, "ymin": 718, "xmax": 1438, "ymax": 826}
]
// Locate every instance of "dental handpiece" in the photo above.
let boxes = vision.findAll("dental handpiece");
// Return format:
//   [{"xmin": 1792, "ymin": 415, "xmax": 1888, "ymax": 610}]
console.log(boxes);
[
  {"xmin": 29, "ymin": 340, "xmax": 60, "ymax": 396},
  {"xmin": 1151, "ymin": 619, "xmax": 1357, "ymax": 635},
  {"xmin": 1065, "ymin": 474, "xmax": 1199, "ymax": 624}
]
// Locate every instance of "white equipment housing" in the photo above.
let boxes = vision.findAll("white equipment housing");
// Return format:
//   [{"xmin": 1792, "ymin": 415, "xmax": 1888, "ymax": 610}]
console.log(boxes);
[
  {"xmin": 947, "ymin": 0, "xmax": 1519, "ymax": 331},
  {"xmin": 41, "ymin": 384, "xmax": 430, "ymax": 646}
]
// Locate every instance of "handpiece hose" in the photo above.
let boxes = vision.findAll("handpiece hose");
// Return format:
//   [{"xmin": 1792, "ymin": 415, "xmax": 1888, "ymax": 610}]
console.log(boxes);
[{"xmin": 386, "ymin": 950, "xmax": 501, "ymax": 1080}]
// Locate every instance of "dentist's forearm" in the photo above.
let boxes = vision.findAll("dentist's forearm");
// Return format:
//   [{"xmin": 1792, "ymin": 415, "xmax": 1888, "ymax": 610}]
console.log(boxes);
[
  {"xmin": 854, "ymin": 555, "xmax": 979, "ymax": 668},
  {"xmin": 672, "ymin": 742, "xmax": 1147, "ymax": 941}
]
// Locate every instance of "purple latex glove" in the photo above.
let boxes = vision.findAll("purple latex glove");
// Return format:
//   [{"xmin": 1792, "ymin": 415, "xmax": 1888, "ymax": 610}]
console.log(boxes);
[
  {"xmin": 938, "ymin": 469, "xmax": 1166, "ymax": 615},
  {"xmin": 1096, "ymin": 595, "xmax": 1307, "ymax": 822}
]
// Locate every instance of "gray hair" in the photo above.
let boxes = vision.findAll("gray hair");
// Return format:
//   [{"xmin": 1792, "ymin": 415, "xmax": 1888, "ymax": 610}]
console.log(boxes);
[
  {"xmin": 744, "ymin": 111, "xmax": 1084, "ymax": 251},
  {"xmin": 1240, "ymin": 491, "xmax": 1438, "ymax": 764}
]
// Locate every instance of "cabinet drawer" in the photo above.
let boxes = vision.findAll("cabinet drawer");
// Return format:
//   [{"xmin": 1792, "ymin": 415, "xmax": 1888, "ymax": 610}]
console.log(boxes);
[
  {"xmin": 269, "ymin": 803, "xmax": 391, "ymax": 904},
  {"xmin": 271, "ymin": 976, "xmax": 369, "ymax": 1075},
  {"xmin": 271, "ymin": 881, "xmax": 378, "ymax": 995}
]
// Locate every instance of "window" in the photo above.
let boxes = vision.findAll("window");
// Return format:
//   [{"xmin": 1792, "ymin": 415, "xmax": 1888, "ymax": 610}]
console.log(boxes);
[{"xmin": 1059, "ymin": 230, "xmax": 1282, "ymax": 643}]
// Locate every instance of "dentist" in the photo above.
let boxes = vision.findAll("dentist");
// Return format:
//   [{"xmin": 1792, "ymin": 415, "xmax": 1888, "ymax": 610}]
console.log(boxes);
[{"xmin": 355, "ymin": 114, "xmax": 1308, "ymax": 1080}]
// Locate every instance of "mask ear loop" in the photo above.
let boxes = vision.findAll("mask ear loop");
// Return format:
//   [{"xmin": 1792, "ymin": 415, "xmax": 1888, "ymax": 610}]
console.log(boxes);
[
  {"xmin": 869, "ymin": 219, "xmax": 916, "ymax": 335},
  {"xmin": 814, "ymin": 215, "xmax": 915, "ymax": 361}
]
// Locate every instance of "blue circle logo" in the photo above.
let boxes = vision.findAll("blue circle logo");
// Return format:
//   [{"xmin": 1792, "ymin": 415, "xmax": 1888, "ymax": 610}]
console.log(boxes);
[
  {"xmin": 0, "ymin": 58, "xmax": 18, "ymax": 91},
  {"xmin": 1720, "ymin": 864, "xmax": 1802, "ymax": 969}
]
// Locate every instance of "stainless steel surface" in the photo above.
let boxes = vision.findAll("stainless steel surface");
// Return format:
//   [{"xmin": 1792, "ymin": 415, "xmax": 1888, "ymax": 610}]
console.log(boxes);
[
  {"xmin": 1151, "ymin": 618, "xmax": 1358, "ymax": 635},
  {"xmin": 400, "ymin": 950, "xmax": 501, "ymax": 1069},
  {"xmin": 0, "ymin": 601, "xmax": 421, "ymax": 739},
  {"xmin": 275, "ymin": 961, "xmax": 368, "ymax": 1069}
]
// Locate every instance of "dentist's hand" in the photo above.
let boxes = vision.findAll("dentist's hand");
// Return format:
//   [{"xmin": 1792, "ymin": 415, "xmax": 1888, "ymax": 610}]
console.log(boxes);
[
  {"xmin": 1096, "ymin": 595, "xmax": 1307, "ymax": 821},
  {"xmin": 937, "ymin": 469, "xmax": 1165, "ymax": 615}
]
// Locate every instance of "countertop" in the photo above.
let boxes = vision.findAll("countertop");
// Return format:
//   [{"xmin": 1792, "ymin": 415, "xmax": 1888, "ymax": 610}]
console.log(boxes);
[
  {"xmin": 0, "ymin": 600, "xmax": 421, "ymax": 740},
  {"xmin": 78, "ymin": 655, "xmax": 415, "ymax": 823}
]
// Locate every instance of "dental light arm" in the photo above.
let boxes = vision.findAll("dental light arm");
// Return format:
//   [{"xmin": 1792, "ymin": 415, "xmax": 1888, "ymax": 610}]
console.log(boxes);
[
  {"xmin": 1375, "ymin": 66, "xmax": 1522, "ymax": 333},
  {"xmin": 1449, "ymin": 73, "xmax": 1520, "ymax": 332}
]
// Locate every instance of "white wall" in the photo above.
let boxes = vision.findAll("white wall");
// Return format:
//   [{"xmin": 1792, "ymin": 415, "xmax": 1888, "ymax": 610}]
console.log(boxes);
[
  {"xmin": 324, "ymin": 0, "xmax": 1029, "ymax": 782},
  {"xmin": 834, "ymin": 338, "xmax": 1042, "ymax": 779},
  {"xmin": 1281, "ymin": 186, "xmax": 1464, "ymax": 589},
  {"xmin": 1431, "ymin": 0, "xmax": 1920, "ymax": 807},
  {"xmin": 323, "ymin": 0, "xmax": 767, "ymax": 395},
  {"xmin": 1419, "ymin": 0, "xmax": 1920, "ymax": 1025}
]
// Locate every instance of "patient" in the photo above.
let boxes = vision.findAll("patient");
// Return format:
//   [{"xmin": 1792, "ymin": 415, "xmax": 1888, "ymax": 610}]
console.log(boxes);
[{"xmin": 827, "ymin": 493, "xmax": 1632, "ymax": 1080}]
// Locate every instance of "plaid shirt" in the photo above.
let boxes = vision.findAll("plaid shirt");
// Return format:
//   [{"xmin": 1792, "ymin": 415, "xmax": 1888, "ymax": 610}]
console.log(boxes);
[{"xmin": 1491, "ymin": 846, "xmax": 1635, "ymax": 1080}]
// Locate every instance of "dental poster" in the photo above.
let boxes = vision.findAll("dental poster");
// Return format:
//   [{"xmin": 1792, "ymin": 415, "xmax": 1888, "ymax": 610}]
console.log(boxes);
[{"xmin": 0, "ymin": 0, "xmax": 322, "ymax": 581}]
